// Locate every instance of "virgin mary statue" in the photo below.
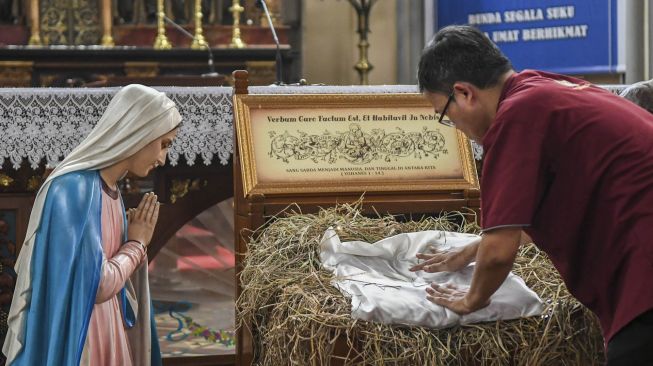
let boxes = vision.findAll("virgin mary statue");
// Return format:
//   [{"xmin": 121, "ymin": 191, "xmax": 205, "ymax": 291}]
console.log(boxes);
[{"xmin": 3, "ymin": 84, "xmax": 182, "ymax": 365}]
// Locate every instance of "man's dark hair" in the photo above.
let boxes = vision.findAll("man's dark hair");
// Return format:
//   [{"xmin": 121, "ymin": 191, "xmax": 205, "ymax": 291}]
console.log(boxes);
[{"xmin": 418, "ymin": 25, "xmax": 513, "ymax": 94}]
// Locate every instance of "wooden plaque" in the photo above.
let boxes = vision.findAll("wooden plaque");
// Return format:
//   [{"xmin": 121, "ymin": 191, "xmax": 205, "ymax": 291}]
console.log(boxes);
[{"xmin": 233, "ymin": 93, "xmax": 479, "ymax": 197}]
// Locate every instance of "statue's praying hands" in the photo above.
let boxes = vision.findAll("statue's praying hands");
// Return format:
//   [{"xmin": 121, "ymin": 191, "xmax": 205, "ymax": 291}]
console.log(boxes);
[{"xmin": 127, "ymin": 192, "xmax": 160, "ymax": 247}]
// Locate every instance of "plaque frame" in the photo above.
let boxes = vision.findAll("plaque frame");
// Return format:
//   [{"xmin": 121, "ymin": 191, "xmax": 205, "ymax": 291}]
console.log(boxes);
[{"xmin": 233, "ymin": 93, "xmax": 479, "ymax": 197}]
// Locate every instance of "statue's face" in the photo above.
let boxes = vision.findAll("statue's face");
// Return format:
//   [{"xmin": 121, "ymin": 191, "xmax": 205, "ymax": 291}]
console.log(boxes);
[{"xmin": 127, "ymin": 128, "xmax": 178, "ymax": 177}]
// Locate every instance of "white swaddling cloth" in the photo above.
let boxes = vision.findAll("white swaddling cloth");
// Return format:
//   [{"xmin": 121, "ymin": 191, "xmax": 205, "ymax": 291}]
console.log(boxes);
[{"xmin": 319, "ymin": 228, "xmax": 543, "ymax": 328}]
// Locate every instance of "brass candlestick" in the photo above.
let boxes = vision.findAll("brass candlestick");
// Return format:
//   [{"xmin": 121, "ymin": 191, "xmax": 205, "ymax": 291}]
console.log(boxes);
[
  {"xmin": 101, "ymin": 35, "xmax": 115, "ymax": 47},
  {"xmin": 190, "ymin": 0, "xmax": 207, "ymax": 49},
  {"xmin": 153, "ymin": 0, "xmax": 172, "ymax": 49},
  {"xmin": 348, "ymin": 0, "xmax": 377, "ymax": 85},
  {"xmin": 28, "ymin": 0, "xmax": 42, "ymax": 45},
  {"xmin": 100, "ymin": 0, "xmax": 114, "ymax": 46},
  {"xmin": 229, "ymin": 0, "xmax": 246, "ymax": 48}
]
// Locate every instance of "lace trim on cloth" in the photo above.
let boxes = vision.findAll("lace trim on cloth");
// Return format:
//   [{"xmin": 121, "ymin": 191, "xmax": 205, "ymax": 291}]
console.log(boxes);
[
  {"xmin": 1, "ymin": 84, "xmax": 627, "ymax": 170},
  {"xmin": 0, "ymin": 87, "xmax": 233, "ymax": 169}
]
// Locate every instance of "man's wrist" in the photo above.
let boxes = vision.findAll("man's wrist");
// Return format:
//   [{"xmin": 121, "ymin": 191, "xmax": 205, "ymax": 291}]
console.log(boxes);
[
  {"xmin": 463, "ymin": 293, "xmax": 487, "ymax": 312},
  {"xmin": 463, "ymin": 241, "xmax": 479, "ymax": 263}
]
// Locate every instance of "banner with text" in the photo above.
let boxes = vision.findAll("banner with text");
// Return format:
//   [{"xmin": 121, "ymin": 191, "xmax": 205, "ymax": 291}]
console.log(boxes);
[{"xmin": 436, "ymin": 0, "xmax": 619, "ymax": 74}]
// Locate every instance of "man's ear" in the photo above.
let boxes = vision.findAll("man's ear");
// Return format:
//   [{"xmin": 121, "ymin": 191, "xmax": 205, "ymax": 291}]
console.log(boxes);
[{"xmin": 452, "ymin": 82, "xmax": 476, "ymax": 104}]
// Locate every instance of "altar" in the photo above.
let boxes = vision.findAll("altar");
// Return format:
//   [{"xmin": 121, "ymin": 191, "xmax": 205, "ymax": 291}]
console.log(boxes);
[{"xmin": 0, "ymin": 0, "xmax": 298, "ymax": 88}]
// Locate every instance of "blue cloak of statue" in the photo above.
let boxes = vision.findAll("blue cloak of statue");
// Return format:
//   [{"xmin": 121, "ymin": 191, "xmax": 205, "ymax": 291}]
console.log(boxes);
[{"xmin": 11, "ymin": 170, "xmax": 161, "ymax": 365}]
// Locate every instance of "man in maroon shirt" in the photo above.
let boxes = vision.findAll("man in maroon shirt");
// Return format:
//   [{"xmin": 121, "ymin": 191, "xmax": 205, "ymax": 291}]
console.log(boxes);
[{"xmin": 410, "ymin": 25, "xmax": 653, "ymax": 365}]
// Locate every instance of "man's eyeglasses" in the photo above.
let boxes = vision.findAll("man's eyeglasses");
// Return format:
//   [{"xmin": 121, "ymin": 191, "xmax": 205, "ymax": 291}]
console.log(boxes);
[{"xmin": 437, "ymin": 92, "xmax": 455, "ymax": 127}]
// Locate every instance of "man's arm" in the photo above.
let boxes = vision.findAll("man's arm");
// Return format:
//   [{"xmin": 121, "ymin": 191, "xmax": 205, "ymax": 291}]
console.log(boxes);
[
  {"xmin": 426, "ymin": 227, "xmax": 522, "ymax": 314},
  {"xmin": 412, "ymin": 230, "xmax": 530, "ymax": 273}
]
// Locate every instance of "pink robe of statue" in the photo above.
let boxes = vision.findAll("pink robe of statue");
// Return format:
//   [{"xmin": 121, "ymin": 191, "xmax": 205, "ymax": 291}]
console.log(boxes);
[{"xmin": 85, "ymin": 184, "xmax": 146, "ymax": 365}]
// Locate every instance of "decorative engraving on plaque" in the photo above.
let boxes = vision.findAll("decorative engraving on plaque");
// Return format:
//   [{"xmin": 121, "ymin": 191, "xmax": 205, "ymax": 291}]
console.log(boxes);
[{"xmin": 269, "ymin": 124, "xmax": 448, "ymax": 165}]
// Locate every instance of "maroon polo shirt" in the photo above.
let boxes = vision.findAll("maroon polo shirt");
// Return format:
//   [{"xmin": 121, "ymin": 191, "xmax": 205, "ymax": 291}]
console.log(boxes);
[{"xmin": 481, "ymin": 70, "xmax": 653, "ymax": 342}]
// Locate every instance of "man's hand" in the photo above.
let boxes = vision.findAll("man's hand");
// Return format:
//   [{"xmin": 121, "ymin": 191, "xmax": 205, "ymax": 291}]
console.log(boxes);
[
  {"xmin": 424, "ymin": 227, "xmax": 522, "ymax": 315},
  {"xmin": 410, "ymin": 239, "xmax": 480, "ymax": 273},
  {"xmin": 127, "ymin": 192, "xmax": 160, "ymax": 247},
  {"xmin": 425, "ymin": 283, "xmax": 489, "ymax": 315},
  {"xmin": 410, "ymin": 247, "xmax": 471, "ymax": 273}
]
